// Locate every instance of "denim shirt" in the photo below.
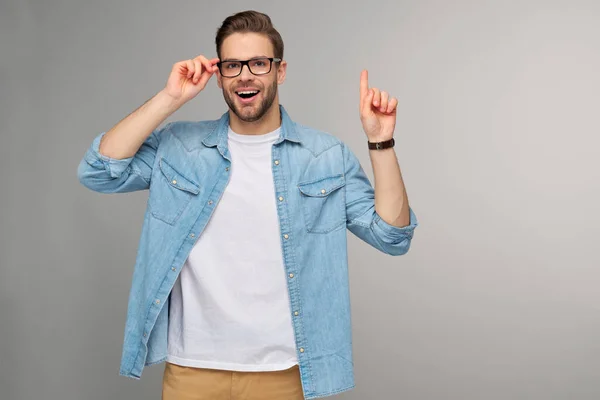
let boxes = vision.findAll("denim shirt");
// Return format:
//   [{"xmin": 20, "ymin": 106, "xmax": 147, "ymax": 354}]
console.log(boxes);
[{"xmin": 77, "ymin": 105, "xmax": 418, "ymax": 399}]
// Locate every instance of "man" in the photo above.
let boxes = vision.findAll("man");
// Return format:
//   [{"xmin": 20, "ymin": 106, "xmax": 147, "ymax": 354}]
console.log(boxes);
[{"xmin": 77, "ymin": 10, "xmax": 418, "ymax": 400}]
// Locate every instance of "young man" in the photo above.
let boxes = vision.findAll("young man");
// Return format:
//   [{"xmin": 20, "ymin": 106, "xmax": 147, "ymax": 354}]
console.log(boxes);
[{"xmin": 78, "ymin": 10, "xmax": 418, "ymax": 400}]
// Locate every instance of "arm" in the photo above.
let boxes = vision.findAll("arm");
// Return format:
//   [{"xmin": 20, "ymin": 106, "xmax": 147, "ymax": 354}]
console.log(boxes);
[
  {"xmin": 369, "ymin": 146, "xmax": 410, "ymax": 227},
  {"xmin": 344, "ymin": 142, "xmax": 417, "ymax": 256},
  {"xmin": 99, "ymin": 90, "xmax": 180, "ymax": 160},
  {"xmin": 77, "ymin": 91, "xmax": 180, "ymax": 193},
  {"xmin": 77, "ymin": 55, "xmax": 220, "ymax": 193},
  {"xmin": 344, "ymin": 69, "xmax": 417, "ymax": 254}
]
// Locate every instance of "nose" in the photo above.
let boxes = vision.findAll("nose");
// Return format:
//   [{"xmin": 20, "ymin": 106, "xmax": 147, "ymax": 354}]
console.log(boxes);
[{"xmin": 239, "ymin": 64, "xmax": 254, "ymax": 81}]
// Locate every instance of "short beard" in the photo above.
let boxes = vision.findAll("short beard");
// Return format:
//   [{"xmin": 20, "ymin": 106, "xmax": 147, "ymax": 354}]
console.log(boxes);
[{"xmin": 224, "ymin": 79, "xmax": 278, "ymax": 123}]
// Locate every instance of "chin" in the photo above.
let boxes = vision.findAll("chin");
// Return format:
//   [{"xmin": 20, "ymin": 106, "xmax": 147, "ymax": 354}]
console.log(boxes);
[
  {"xmin": 240, "ymin": 113, "xmax": 263, "ymax": 123},
  {"xmin": 232, "ymin": 107, "xmax": 261, "ymax": 123}
]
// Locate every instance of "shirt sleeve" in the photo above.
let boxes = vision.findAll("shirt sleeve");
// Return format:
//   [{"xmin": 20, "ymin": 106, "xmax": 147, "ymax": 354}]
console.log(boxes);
[
  {"xmin": 342, "ymin": 141, "xmax": 418, "ymax": 255},
  {"xmin": 76, "ymin": 123, "xmax": 171, "ymax": 194}
]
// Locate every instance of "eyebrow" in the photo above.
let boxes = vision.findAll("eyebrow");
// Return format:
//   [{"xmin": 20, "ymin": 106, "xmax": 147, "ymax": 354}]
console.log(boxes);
[{"xmin": 220, "ymin": 55, "xmax": 271, "ymax": 62}]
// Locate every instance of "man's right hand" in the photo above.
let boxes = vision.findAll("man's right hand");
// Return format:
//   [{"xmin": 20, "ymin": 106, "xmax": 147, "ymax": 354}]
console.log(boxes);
[{"xmin": 163, "ymin": 55, "xmax": 220, "ymax": 105}]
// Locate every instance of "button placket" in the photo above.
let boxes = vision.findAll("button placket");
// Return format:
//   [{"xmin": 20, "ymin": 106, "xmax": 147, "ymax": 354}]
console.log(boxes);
[{"xmin": 272, "ymin": 150, "xmax": 308, "ymax": 366}]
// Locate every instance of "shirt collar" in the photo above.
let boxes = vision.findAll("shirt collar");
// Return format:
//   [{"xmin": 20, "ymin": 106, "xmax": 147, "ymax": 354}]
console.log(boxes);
[{"xmin": 202, "ymin": 104, "xmax": 301, "ymax": 149}]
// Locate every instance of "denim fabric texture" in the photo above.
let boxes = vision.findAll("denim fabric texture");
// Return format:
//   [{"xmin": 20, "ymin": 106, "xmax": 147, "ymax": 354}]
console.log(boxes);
[{"xmin": 77, "ymin": 105, "xmax": 418, "ymax": 399}]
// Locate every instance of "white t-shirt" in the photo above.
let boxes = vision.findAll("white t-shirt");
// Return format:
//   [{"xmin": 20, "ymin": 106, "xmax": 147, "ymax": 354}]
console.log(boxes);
[{"xmin": 166, "ymin": 125, "xmax": 299, "ymax": 372}]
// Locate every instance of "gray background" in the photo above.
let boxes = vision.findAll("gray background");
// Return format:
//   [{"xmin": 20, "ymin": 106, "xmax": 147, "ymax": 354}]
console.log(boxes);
[{"xmin": 1, "ymin": 0, "xmax": 599, "ymax": 399}]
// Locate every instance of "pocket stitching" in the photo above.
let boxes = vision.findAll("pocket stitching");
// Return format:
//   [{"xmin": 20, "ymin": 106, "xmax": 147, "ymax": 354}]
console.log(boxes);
[
  {"xmin": 298, "ymin": 175, "xmax": 346, "ymax": 234},
  {"xmin": 149, "ymin": 158, "xmax": 200, "ymax": 225},
  {"xmin": 297, "ymin": 174, "xmax": 345, "ymax": 197},
  {"xmin": 158, "ymin": 158, "xmax": 200, "ymax": 195}
]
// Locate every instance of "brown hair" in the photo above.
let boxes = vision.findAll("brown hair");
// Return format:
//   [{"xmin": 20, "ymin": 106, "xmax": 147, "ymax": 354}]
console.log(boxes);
[{"xmin": 215, "ymin": 10, "xmax": 284, "ymax": 60}]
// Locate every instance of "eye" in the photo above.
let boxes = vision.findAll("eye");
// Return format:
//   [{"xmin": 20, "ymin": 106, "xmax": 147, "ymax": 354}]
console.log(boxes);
[
  {"xmin": 251, "ymin": 59, "xmax": 267, "ymax": 67},
  {"xmin": 226, "ymin": 62, "xmax": 240, "ymax": 69}
]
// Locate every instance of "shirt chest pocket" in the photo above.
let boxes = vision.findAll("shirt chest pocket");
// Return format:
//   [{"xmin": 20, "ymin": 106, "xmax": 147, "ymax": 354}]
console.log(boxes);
[
  {"xmin": 297, "ymin": 174, "xmax": 346, "ymax": 234},
  {"xmin": 149, "ymin": 158, "xmax": 201, "ymax": 225}
]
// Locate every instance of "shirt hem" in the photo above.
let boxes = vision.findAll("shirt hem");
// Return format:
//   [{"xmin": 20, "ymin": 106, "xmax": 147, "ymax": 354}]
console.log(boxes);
[{"xmin": 166, "ymin": 354, "xmax": 299, "ymax": 372}]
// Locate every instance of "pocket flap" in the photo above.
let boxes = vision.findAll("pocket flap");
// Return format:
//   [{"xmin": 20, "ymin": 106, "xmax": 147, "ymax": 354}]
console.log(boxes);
[
  {"xmin": 298, "ymin": 174, "xmax": 345, "ymax": 197},
  {"xmin": 159, "ymin": 158, "xmax": 200, "ymax": 195}
]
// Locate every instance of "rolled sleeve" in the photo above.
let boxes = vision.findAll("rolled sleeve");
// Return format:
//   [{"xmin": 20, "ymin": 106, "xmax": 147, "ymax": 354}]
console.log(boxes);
[
  {"xmin": 77, "ymin": 123, "xmax": 169, "ymax": 193},
  {"xmin": 342, "ymin": 141, "xmax": 418, "ymax": 255},
  {"xmin": 83, "ymin": 132, "xmax": 136, "ymax": 179},
  {"xmin": 372, "ymin": 207, "xmax": 418, "ymax": 244}
]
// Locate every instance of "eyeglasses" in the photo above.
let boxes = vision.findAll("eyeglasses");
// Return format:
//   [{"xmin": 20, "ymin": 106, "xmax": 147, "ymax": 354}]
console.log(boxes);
[{"xmin": 217, "ymin": 57, "xmax": 282, "ymax": 78}]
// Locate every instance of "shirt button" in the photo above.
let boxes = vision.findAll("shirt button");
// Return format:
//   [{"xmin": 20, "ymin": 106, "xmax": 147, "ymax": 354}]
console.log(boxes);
[
  {"xmin": 172, "ymin": 180, "xmax": 177, "ymax": 185},
  {"xmin": 143, "ymin": 332, "xmax": 147, "ymax": 337},
  {"xmin": 289, "ymin": 273, "xmax": 294, "ymax": 278},
  {"xmin": 190, "ymin": 233, "xmax": 195, "ymax": 238},
  {"xmin": 278, "ymin": 196, "xmax": 284, "ymax": 202},
  {"xmin": 299, "ymin": 348, "xmax": 305, "ymax": 353},
  {"xmin": 171, "ymin": 267, "xmax": 176, "ymax": 272},
  {"xmin": 208, "ymin": 200, "xmax": 213, "ymax": 205},
  {"xmin": 321, "ymin": 189, "xmax": 326, "ymax": 194},
  {"xmin": 274, "ymin": 160, "xmax": 279, "ymax": 165},
  {"xmin": 155, "ymin": 299, "xmax": 160, "ymax": 305},
  {"xmin": 225, "ymin": 167, "xmax": 230, "ymax": 171},
  {"xmin": 283, "ymin": 234, "xmax": 289, "ymax": 239},
  {"xmin": 294, "ymin": 311, "xmax": 299, "ymax": 316}
]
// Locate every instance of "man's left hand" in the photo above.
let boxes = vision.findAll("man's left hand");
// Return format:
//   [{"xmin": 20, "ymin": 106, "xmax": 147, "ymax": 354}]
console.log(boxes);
[{"xmin": 359, "ymin": 70, "xmax": 398, "ymax": 142}]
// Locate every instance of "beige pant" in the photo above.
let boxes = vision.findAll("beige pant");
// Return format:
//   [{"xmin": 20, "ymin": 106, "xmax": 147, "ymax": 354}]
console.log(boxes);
[{"xmin": 162, "ymin": 362, "xmax": 305, "ymax": 400}]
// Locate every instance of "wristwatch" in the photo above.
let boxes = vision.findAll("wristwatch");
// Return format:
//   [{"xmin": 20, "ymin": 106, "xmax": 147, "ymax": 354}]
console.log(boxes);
[{"xmin": 367, "ymin": 138, "xmax": 395, "ymax": 150}]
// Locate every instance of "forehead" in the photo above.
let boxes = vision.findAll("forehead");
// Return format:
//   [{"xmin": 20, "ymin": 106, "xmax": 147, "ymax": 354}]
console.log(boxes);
[{"xmin": 220, "ymin": 32, "xmax": 274, "ymax": 60}]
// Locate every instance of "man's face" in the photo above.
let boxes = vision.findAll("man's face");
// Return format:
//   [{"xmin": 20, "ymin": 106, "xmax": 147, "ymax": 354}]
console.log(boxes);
[{"xmin": 217, "ymin": 33, "xmax": 286, "ymax": 123}]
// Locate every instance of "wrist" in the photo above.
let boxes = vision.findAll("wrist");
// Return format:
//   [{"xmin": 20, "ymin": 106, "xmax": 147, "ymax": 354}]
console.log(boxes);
[
  {"xmin": 156, "ymin": 89, "xmax": 184, "ymax": 114},
  {"xmin": 367, "ymin": 137, "xmax": 395, "ymax": 150}
]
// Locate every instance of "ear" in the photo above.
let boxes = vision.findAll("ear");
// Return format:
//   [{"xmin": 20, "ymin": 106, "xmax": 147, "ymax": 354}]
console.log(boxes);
[{"xmin": 276, "ymin": 60, "xmax": 287, "ymax": 85}]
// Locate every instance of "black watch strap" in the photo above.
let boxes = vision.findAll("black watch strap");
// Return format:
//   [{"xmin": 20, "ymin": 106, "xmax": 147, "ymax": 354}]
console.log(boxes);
[{"xmin": 368, "ymin": 137, "xmax": 395, "ymax": 150}]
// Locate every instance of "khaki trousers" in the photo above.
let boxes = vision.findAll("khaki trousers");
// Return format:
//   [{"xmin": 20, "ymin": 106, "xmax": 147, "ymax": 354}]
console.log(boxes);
[{"xmin": 162, "ymin": 362, "xmax": 305, "ymax": 400}]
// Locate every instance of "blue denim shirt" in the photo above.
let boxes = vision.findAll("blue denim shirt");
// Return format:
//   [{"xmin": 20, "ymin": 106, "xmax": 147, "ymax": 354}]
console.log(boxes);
[{"xmin": 77, "ymin": 105, "xmax": 418, "ymax": 399}]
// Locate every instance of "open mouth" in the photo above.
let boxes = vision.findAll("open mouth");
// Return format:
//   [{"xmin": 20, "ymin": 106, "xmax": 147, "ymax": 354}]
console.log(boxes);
[{"xmin": 236, "ymin": 90, "xmax": 260, "ymax": 101}]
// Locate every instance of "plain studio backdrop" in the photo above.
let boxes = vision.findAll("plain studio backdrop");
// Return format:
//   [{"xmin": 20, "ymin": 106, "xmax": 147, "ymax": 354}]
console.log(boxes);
[{"xmin": 1, "ymin": 0, "xmax": 599, "ymax": 399}]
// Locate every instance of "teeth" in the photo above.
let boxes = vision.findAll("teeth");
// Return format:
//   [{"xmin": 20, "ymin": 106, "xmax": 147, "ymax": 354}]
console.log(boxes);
[{"xmin": 238, "ymin": 90, "xmax": 258, "ymax": 95}]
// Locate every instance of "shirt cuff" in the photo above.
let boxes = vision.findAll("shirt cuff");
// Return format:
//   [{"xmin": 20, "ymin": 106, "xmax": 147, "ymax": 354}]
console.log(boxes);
[
  {"xmin": 372, "ymin": 207, "xmax": 418, "ymax": 243},
  {"xmin": 83, "ymin": 132, "xmax": 135, "ymax": 178}
]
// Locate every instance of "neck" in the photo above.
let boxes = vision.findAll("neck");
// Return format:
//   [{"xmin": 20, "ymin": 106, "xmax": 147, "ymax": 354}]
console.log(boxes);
[{"xmin": 229, "ymin": 101, "xmax": 281, "ymax": 135}]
